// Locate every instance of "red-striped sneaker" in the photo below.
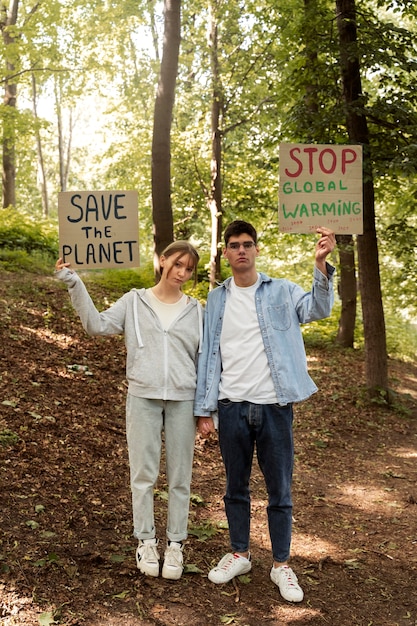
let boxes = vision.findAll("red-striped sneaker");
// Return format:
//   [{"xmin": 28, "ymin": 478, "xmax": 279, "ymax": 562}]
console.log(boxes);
[
  {"xmin": 270, "ymin": 565, "xmax": 304, "ymax": 602},
  {"xmin": 208, "ymin": 552, "xmax": 252, "ymax": 584}
]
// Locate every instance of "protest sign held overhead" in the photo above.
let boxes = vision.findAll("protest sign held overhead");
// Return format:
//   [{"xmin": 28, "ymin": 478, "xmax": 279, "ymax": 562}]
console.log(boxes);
[
  {"xmin": 279, "ymin": 143, "xmax": 363, "ymax": 234},
  {"xmin": 58, "ymin": 191, "xmax": 139, "ymax": 269}
]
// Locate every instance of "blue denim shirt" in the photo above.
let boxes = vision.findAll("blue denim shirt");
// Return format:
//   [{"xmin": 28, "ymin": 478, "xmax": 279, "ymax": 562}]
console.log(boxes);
[{"xmin": 194, "ymin": 264, "xmax": 335, "ymax": 416}]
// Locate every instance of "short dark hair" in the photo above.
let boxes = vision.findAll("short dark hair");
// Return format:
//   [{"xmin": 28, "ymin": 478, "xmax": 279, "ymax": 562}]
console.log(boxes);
[{"xmin": 224, "ymin": 220, "xmax": 257, "ymax": 246}]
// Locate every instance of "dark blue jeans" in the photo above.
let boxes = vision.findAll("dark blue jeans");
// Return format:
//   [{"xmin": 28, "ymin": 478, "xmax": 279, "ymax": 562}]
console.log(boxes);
[{"xmin": 218, "ymin": 400, "xmax": 294, "ymax": 563}]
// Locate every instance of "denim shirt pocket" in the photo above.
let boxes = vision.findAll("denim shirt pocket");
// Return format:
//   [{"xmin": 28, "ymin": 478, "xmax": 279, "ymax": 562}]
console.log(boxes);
[{"xmin": 267, "ymin": 303, "xmax": 292, "ymax": 331}]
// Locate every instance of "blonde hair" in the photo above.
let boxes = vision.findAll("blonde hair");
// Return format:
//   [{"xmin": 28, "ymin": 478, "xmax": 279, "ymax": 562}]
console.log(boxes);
[{"xmin": 160, "ymin": 241, "xmax": 200, "ymax": 286}]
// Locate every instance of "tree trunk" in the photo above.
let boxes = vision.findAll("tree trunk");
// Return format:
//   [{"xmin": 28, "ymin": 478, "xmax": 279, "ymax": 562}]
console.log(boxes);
[
  {"xmin": 208, "ymin": 2, "xmax": 223, "ymax": 288},
  {"xmin": 147, "ymin": 0, "xmax": 160, "ymax": 62},
  {"xmin": 303, "ymin": 0, "xmax": 319, "ymax": 125},
  {"xmin": 54, "ymin": 78, "xmax": 73, "ymax": 193},
  {"xmin": 32, "ymin": 73, "xmax": 49, "ymax": 216},
  {"xmin": 2, "ymin": 81, "xmax": 16, "ymax": 209},
  {"xmin": 335, "ymin": 234, "xmax": 356, "ymax": 347},
  {"xmin": 151, "ymin": 0, "xmax": 181, "ymax": 274},
  {"xmin": 302, "ymin": 0, "xmax": 357, "ymax": 346},
  {"xmin": 336, "ymin": 0, "xmax": 388, "ymax": 396},
  {"xmin": 1, "ymin": 0, "xmax": 19, "ymax": 209},
  {"xmin": 64, "ymin": 108, "xmax": 73, "ymax": 192}
]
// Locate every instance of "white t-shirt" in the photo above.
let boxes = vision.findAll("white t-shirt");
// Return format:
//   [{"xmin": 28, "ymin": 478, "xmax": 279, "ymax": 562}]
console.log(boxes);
[
  {"xmin": 218, "ymin": 276, "xmax": 278, "ymax": 404},
  {"xmin": 146, "ymin": 289, "xmax": 188, "ymax": 330}
]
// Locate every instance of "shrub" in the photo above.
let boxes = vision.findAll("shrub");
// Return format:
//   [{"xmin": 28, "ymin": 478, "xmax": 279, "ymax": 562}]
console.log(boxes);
[{"xmin": 0, "ymin": 209, "xmax": 58, "ymax": 268}]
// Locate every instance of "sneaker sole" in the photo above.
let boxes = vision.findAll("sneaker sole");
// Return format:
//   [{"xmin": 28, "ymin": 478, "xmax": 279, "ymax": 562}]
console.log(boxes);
[
  {"xmin": 136, "ymin": 552, "xmax": 159, "ymax": 577},
  {"xmin": 138, "ymin": 563, "xmax": 159, "ymax": 577},
  {"xmin": 162, "ymin": 566, "xmax": 183, "ymax": 580},
  {"xmin": 270, "ymin": 571, "xmax": 304, "ymax": 602}
]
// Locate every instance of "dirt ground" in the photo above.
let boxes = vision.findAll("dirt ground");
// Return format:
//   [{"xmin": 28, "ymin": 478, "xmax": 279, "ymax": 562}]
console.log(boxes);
[{"xmin": 0, "ymin": 268, "xmax": 416, "ymax": 626}]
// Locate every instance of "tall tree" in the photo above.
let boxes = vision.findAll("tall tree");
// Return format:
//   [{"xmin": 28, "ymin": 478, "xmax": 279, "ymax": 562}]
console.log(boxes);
[
  {"xmin": 1, "ymin": 0, "xmax": 19, "ymax": 209},
  {"xmin": 54, "ymin": 77, "xmax": 73, "ymax": 193},
  {"xmin": 178, "ymin": 0, "xmax": 284, "ymax": 286},
  {"xmin": 301, "ymin": 0, "xmax": 357, "ymax": 347},
  {"xmin": 336, "ymin": 0, "xmax": 388, "ymax": 395},
  {"xmin": 207, "ymin": 0, "xmax": 222, "ymax": 286},
  {"xmin": 152, "ymin": 0, "xmax": 181, "ymax": 271},
  {"xmin": 335, "ymin": 234, "xmax": 357, "ymax": 347},
  {"xmin": 31, "ymin": 72, "xmax": 48, "ymax": 216}
]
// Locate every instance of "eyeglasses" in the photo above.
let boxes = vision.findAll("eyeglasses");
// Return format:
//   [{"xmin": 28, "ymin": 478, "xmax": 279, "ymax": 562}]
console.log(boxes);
[{"xmin": 227, "ymin": 241, "xmax": 256, "ymax": 250}]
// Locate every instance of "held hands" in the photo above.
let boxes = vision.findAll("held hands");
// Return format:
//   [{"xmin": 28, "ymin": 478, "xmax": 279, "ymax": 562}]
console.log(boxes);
[{"xmin": 197, "ymin": 416, "xmax": 216, "ymax": 438}]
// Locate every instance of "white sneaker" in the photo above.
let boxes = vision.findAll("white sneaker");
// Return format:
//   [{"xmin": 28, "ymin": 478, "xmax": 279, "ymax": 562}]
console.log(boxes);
[
  {"xmin": 208, "ymin": 552, "xmax": 252, "ymax": 584},
  {"xmin": 162, "ymin": 542, "xmax": 184, "ymax": 580},
  {"xmin": 136, "ymin": 538, "xmax": 160, "ymax": 577},
  {"xmin": 270, "ymin": 565, "xmax": 304, "ymax": 602}
]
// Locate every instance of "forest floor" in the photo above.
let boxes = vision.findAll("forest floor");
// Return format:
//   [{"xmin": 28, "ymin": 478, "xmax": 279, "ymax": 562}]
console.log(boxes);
[{"xmin": 0, "ymin": 267, "xmax": 416, "ymax": 626}]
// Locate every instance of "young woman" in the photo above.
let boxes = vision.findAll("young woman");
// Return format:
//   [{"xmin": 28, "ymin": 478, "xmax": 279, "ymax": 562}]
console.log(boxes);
[{"xmin": 55, "ymin": 241, "xmax": 202, "ymax": 580}]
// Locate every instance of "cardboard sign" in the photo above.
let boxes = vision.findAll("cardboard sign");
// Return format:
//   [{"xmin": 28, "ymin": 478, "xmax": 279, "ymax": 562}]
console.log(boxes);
[
  {"xmin": 279, "ymin": 143, "xmax": 363, "ymax": 234},
  {"xmin": 58, "ymin": 191, "xmax": 139, "ymax": 269}
]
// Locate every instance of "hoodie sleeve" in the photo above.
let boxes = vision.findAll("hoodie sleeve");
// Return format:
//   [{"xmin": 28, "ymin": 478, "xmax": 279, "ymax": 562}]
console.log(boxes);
[{"xmin": 55, "ymin": 267, "xmax": 126, "ymax": 336}]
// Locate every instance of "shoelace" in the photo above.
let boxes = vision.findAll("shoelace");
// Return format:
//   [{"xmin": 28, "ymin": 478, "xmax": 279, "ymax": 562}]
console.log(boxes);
[
  {"xmin": 280, "ymin": 566, "xmax": 298, "ymax": 588},
  {"xmin": 219, "ymin": 553, "xmax": 244, "ymax": 572},
  {"xmin": 142, "ymin": 543, "xmax": 159, "ymax": 563},
  {"xmin": 165, "ymin": 545, "xmax": 182, "ymax": 567},
  {"xmin": 220, "ymin": 554, "xmax": 235, "ymax": 571}
]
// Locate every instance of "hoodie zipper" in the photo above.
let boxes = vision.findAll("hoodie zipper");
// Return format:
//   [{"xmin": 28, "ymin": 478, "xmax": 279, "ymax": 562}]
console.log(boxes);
[
  {"xmin": 162, "ymin": 329, "xmax": 169, "ymax": 400},
  {"xmin": 134, "ymin": 289, "xmax": 201, "ymax": 399}
]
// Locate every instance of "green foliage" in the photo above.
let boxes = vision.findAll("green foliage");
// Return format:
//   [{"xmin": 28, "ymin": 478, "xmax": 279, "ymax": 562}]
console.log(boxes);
[
  {"xmin": 0, "ymin": 249, "xmax": 54, "ymax": 273},
  {"xmin": 0, "ymin": 428, "xmax": 19, "ymax": 447},
  {"xmin": 1, "ymin": 206, "xmax": 415, "ymax": 363},
  {"xmin": 83, "ymin": 262, "xmax": 155, "ymax": 296},
  {"xmin": 80, "ymin": 260, "xmax": 211, "ymax": 305},
  {"xmin": 386, "ymin": 388, "xmax": 414, "ymax": 418},
  {"xmin": 188, "ymin": 520, "xmax": 226, "ymax": 541},
  {"xmin": 184, "ymin": 280, "xmax": 210, "ymax": 303},
  {"xmin": 189, "ymin": 492, "xmax": 206, "ymax": 507},
  {"xmin": 376, "ymin": 178, "xmax": 417, "ymax": 320},
  {"xmin": 302, "ymin": 308, "xmax": 342, "ymax": 349},
  {"xmin": 385, "ymin": 316, "xmax": 417, "ymax": 362},
  {"xmin": 0, "ymin": 0, "xmax": 415, "ymax": 372},
  {"xmin": 301, "ymin": 289, "xmax": 417, "ymax": 362},
  {"xmin": 0, "ymin": 210, "xmax": 58, "ymax": 270}
]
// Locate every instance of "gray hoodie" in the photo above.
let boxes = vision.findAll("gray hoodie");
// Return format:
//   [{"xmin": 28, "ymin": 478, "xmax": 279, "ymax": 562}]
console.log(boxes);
[{"xmin": 56, "ymin": 268, "xmax": 203, "ymax": 401}]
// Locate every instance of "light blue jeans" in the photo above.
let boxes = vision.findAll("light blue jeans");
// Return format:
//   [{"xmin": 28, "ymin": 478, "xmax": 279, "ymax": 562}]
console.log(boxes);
[
  {"xmin": 218, "ymin": 400, "xmax": 294, "ymax": 563},
  {"xmin": 126, "ymin": 394, "xmax": 196, "ymax": 543}
]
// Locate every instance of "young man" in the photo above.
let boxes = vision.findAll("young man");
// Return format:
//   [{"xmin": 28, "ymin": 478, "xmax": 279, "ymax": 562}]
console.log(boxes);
[{"xmin": 195, "ymin": 220, "xmax": 336, "ymax": 602}]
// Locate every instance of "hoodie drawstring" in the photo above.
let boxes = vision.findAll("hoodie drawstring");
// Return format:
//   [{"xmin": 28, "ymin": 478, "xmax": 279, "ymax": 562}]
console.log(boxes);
[
  {"xmin": 133, "ymin": 292, "xmax": 144, "ymax": 348},
  {"xmin": 134, "ymin": 289, "xmax": 203, "ymax": 352},
  {"xmin": 197, "ymin": 301, "xmax": 203, "ymax": 354}
]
